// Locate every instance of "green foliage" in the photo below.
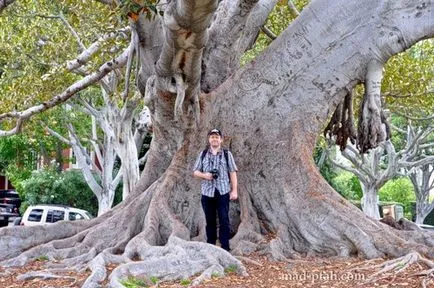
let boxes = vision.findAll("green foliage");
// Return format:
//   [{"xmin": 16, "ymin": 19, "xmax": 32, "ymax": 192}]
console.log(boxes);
[
  {"xmin": 19, "ymin": 167, "xmax": 98, "ymax": 215},
  {"xmin": 120, "ymin": 0, "xmax": 159, "ymax": 20},
  {"xmin": 149, "ymin": 276, "xmax": 159, "ymax": 284},
  {"xmin": 179, "ymin": 279, "xmax": 191, "ymax": 286},
  {"xmin": 330, "ymin": 172, "xmax": 363, "ymax": 200},
  {"xmin": 0, "ymin": 0, "xmax": 127, "ymax": 114},
  {"xmin": 120, "ymin": 276, "xmax": 148, "ymax": 288},
  {"xmin": 383, "ymin": 40, "xmax": 434, "ymax": 116},
  {"xmin": 379, "ymin": 177, "xmax": 415, "ymax": 219},
  {"xmin": 211, "ymin": 271, "xmax": 222, "ymax": 278},
  {"xmin": 35, "ymin": 255, "xmax": 49, "ymax": 261},
  {"xmin": 224, "ymin": 264, "xmax": 238, "ymax": 274},
  {"xmin": 0, "ymin": 134, "xmax": 37, "ymax": 187}
]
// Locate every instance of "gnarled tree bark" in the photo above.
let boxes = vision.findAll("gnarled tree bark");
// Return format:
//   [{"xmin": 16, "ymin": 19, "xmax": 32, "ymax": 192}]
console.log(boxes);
[{"xmin": 1, "ymin": 0, "xmax": 433, "ymax": 286}]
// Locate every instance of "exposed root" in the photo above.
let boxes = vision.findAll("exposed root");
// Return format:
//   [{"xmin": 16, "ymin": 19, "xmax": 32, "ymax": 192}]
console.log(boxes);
[
  {"xmin": 82, "ymin": 247, "xmax": 132, "ymax": 288},
  {"xmin": 16, "ymin": 270, "xmax": 76, "ymax": 284},
  {"xmin": 353, "ymin": 252, "xmax": 434, "ymax": 284},
  {"xmin": 191, "ymin": 264, "xmax": 224, "ymax": 286},
  {"xmin": 235, "ymin": 256, "xmax": 263, "ymax": 266},
  {"xmin": 109, "ymin": 236, "xmax": 247, "ymax": 288}
]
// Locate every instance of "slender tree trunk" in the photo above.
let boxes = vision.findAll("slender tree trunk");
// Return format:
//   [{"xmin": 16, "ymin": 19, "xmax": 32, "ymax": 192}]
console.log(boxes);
[
  {"xmin": 97, "ymin": 189, "xmax": 115, "ymax": 216},
  {"xmin": 360, "ymin": 183, "xmax": 380, "ymax": 219},
  {"xmin": 116, "ymin": 135, "xmax": 139, "ymax": 200},
  {"xmin": 410, "ymin": 164, "xmax": 434, "ymax": 225}
]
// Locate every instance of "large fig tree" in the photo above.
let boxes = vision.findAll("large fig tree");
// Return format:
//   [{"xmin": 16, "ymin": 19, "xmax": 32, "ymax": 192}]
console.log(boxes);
[{"xmin": 1, "ymin": 0, "xmax": 433, "ymax": 287}]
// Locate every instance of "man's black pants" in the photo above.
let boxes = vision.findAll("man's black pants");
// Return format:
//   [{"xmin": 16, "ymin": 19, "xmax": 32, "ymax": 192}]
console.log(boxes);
[{"xmin": 201, "ymin": 190, "xmax": 230, "ymax": 251}]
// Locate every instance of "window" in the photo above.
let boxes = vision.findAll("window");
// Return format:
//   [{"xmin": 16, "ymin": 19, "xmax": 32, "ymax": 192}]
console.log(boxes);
[
  {"xmin": 45, "ymin": 209, "xmax": 65, "ymax": 223},
  {"xmin": 28, "ymin": 209, "xmax": 44, "ymax": 222},
  {"xmin": 69, "ymin": 212, "xmax": 84, "ymax": 221}
]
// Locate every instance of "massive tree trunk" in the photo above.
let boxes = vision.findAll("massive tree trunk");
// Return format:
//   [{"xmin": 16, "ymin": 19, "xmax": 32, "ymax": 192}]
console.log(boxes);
[{"xmin": 1, "ymin": 0, "xmax": 433, "ymax": 286}]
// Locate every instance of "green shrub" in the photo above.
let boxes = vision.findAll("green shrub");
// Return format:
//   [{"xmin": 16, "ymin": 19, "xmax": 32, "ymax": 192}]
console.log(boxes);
[
  {"xmin": 379, "ymin": 177, "xmax": 415, "ymax": 219},
  {"xmin": 19, "ymin": 168, "xmax": 98, "ymax": 215},
  {"xmin": 120, "ymin": 276, "xmax": 148, "ymax": 288},
  {"xmin": 179, "ymin": 279, "xmax": 191, "ymax": 286},
  {"xmin": 330, "ymin": 172, "xmax": 363, "ymax": 200}
]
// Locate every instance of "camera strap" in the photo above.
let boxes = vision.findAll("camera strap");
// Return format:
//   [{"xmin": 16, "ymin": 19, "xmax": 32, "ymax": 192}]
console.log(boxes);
[{"xmin": 200, "ymin": 149, "xmax": 230, "ymax": 182}]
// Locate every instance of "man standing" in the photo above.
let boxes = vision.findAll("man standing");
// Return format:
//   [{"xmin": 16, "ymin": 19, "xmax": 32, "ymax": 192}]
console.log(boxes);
[{"xmin": 193, "ymin": 128, "xmax": 238, "ymax": 251}]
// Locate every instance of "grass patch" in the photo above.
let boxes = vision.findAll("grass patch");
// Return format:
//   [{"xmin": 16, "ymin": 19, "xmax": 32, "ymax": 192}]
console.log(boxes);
[
  {"xmin": 179, "ymin": 279, "xmax": 191, "ymax": 286},
  {"xmin": 224, "ymin": 264, "xmax": 238, "ymax": 273},
  {"xmin": 149, "ymin": 276, "xmax": 159, "ymax": 284},
  {"xmin": 120, "ymin": 276, "xmax": 148, "ymax": 288},
  {"xmin": 211, "ymin": 271, "xmax": 222, "ymax": 278},
  {"xmin": 35, "ymin": 255, "xmax": 49, "ymax": 261}
]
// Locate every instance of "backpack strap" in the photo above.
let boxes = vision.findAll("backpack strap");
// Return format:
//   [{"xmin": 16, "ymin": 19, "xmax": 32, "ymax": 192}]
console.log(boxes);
[
  {"xmin": 200, "ymin": 149, "xmax": 208, "ymax": 172},
  {"xmin": 223, "ymin": 149, "xmax": 231, "ymax": 182}
]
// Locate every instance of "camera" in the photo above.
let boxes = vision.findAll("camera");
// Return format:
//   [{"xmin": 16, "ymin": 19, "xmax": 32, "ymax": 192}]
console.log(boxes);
[{"xmin": 210, "ymin": 168, "xmax": 219, "ymax": 179}]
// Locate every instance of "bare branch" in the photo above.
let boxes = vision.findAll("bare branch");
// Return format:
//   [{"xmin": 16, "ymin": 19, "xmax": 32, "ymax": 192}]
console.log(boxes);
[
  {"xmin": 400, "ymin": 156, "xmax": 434, "ymax": 168},
  {"xmin": 287, "ymin": 0, "xmax": 300, "ymax": 17},
  {"xmin": 59, "ymin": 13, "xmax": 86, "ymax": 51},
  {"xmin": 43, "ymin": 125, "xmax": 72, "ymax": 145},
  {"xmin": 394, "ymin": 111, "xmax": 434, "ymax": 121},
  {"xmin": 75, "ymin": 96, "xmax": 100, "ymax": 118},
  {"xmin": 95, "ymin": 0, "xmax": 118, "ymax": 5},
  {"xmin": 90, "ymin": 115, "xmax": 104, "ymax": 173},
  {"xmin": 66, "ymin": 27, "xmax": 130, "ymax": 71},
  {"xmin": 112, "ymin": 167, "xmax": 123, "ymax": 189},
  {"xmin": 328, "ymin": 156, "xmax": 368, "ymax": 184},
  {"xmin": 122, "ymin": 30, "xmax": 137, "ymax": 103},
  {"xmin": 390, "ymin": 124, "xmax": 407, "ymax": 134},
  {"xmin": 0, "ymin": 47, "xmax": 131, "ymax": 137}
]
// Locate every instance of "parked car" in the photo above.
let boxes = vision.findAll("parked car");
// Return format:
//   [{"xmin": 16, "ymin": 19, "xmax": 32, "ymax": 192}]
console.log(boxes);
[
  {"xmin": 21, "ymin": 204, "xmax": 93, "ymax": 226},
  {"xmin": 0, "ymin": 203, "xmax": 20, "ymax": 227},
  {"xmin": 0, "ymin": 190, "xmax": 21, "ymax": 210}
]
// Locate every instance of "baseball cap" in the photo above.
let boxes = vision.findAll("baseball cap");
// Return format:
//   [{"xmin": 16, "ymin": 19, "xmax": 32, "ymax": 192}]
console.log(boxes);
[{"xmin": 208, "ymin": 128, "xmax": 222, "ymax": 137}]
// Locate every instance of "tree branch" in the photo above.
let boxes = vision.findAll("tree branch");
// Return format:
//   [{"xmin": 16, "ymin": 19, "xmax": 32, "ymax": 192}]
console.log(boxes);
[
  {"xmin": 155, "ymin": 0, "xmax": 218, "ymax": 120},
  {"xmin": 66, "ymin": 27, "xmax": 130, "ymax": 72},
  {"xmin": 261, "ymin": 25, "xmax": 276, "ymax": 40},
  {"xmin": 287, "ymin": 0, "xmax": 300, "ymax": 17},
  {"xmin": 328, "ymin": 156, "xmax": 368, "ymax": 184},
  {"xmin": 202, "ymin": 0, "xmax": 277, "ymax": 92},
  {"xmin": 0, "ymin": 0, "xmax": 15, "ymax": 13},
  {"xmin": 0, "ymin": 47, "xmax": 131, "ymax": 137},
  {"xmin": 43, "ymin": 125, "xmax": 72, "ymax": 146},
  {"xmin": 58, "ymin": 13, "xmax": 86, "ymax": 51}
]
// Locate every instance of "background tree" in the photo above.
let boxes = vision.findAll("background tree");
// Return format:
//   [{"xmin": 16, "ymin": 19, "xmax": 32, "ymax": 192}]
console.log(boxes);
[
  {"xmin": 0, "ymin": 0, "xmax": 434, "ymax": 286},
  {"xmin": 328, "ymin": 123, "xmax": 434, "ymax": 219},
  {"xmin": 409, "ymin": 163, "xmax": 434, "ymax": 224}
]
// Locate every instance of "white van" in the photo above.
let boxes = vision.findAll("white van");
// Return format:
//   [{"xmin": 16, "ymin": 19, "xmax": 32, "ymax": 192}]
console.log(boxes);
[{"xmin": 21, "ymin": 204, "xmax": 93, "ymax": 226}]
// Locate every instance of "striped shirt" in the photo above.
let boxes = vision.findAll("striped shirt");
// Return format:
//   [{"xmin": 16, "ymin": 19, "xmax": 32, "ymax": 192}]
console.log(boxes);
[{"xmin": 193, "ymin": 148, "xmax": 238, "ymax": 197}]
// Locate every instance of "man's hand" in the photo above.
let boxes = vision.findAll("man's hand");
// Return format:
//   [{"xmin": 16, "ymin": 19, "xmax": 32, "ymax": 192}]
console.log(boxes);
[
  {"xmin": 230, "ymin": 190, "xmax": 238, "ymax": 200},
  {"xmin": 194, "ymin": 170, "xmax": 214, "ymax": 181},
  {"xmin": 202, "ymin": 172, "xmax": 213, "ymax": 181}
]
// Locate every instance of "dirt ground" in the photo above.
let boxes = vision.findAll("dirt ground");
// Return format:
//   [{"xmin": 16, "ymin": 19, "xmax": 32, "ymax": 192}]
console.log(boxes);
[{"xmin": 1, "ymin": 252, "xmax": 432, "ymax": 288}]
